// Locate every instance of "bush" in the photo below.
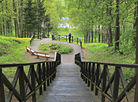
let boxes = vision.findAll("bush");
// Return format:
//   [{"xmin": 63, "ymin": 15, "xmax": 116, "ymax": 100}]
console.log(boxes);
[{"xmin": 38, "ymin": 42, "xmax": 73, "ymax": 54}]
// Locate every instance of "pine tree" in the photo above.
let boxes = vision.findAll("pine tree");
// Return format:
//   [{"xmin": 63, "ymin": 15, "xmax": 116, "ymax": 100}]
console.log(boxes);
[
  {"xmin": 23, "ymin": 0, "xmax": 38, "ymax": 37},
  {"xmin": 44, "ymin": 15, "xmax": 53, "ymax": 38},
  {"xmin": 37, "ymin": 0, "xmax": 45, "ymax": 36}
]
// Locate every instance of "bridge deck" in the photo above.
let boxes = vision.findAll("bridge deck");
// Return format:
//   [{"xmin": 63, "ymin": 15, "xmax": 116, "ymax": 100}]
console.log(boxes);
[{"xmin": 37, "ymin": 63, "xmax": 100, "ymax": 102}]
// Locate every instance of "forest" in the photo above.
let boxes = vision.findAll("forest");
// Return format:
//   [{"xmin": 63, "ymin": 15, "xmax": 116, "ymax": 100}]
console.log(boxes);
[{"xmin": 1, "ymin": 0, "xmax": 138, "ymax": 66}]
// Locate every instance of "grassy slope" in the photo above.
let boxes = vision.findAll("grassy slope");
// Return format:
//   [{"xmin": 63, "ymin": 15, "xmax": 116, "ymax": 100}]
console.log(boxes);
[
  {"xmin": 57, "ymin": 28, "xmax": 135, "ymax": 64},
  {"xmin": 0, "ymin": 36, "xmax": 30, "ymax": 64}
]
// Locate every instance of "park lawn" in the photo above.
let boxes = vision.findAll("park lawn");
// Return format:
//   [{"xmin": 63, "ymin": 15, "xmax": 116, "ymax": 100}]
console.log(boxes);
[{"xmin": 0, "ymin": 36, "xmax": 31, "ymax": 64}]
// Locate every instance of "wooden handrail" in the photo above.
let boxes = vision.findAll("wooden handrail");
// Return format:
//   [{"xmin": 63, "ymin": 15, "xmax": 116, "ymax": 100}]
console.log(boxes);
[
  {"xmin": 0, "ymin": 52, "xmax": 61, "ymax": 102},
  {"xmin": 52, "ymin": 34, "xmax": 82, "ymax": 48},
  {"xmin": 30, "ymin": 34, "xmax": 43, "ymax": 45},
  {"xmin": 75, "ymin": 53, "xmax": 138, "ymax": 102}
]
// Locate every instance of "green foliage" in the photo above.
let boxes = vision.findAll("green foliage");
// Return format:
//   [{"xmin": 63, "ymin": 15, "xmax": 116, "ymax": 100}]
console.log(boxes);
[
  {"xmin": 38, "ymin": 42, "xmax": 73, "ymax": 54},
  {"xmin": 0, "ymin": 36, "xmax": 30, "ymax": 64},
  {"xmin": 83, "ymin": 42, "xmax": 135, "ymax": 83},
  {"xmin": 23, "ymin": 0, "xmax": 38, "ymax": 36}
]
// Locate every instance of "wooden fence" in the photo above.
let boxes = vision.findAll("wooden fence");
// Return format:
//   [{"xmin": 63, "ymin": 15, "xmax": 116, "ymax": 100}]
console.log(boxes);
[
  {"xmin": 75, "ymin": 53, "xmax": 138, "ymax": 102},
  {"xmin": 0, "ymin": 52, "xmax": 61, "ymax": 102},
  {"xmin": 30, "ymin": 34, "xmax": 42, "ymax": 45},
  {"xmin": 52, "ymin": 34, "xmax": 82, "ymax": 48}
]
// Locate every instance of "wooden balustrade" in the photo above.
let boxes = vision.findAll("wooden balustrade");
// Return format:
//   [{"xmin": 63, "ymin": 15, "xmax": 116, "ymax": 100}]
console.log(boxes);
[
  {"xmin": 75, "ymin": 53, "xmax": 138, "ymax": 102},
  {"xmin": 52, "ymin": 34, "xmax": 82, "ymax": 48},
  {"xmin": 0, "ymin": 52, "xmax": 61, "ymax": 102},
  {"xmin": 30, "ymin": 34, "xmax": 43, "ymax": 45}
]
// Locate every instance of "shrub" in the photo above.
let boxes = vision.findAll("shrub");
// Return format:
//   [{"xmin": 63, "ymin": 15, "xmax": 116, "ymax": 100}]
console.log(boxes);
[{"xmin": 38, "ymin": 42, "xmax": 73, "ymax": 54}]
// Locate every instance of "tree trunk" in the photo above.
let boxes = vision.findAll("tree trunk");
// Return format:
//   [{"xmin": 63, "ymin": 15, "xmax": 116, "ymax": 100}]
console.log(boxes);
[
  {"xmin": 98, "ymin": 25, "xmax": 100, "ymax": 43},
  {"xmin": 13, "ymin": 0, "xmax": 19, "ymax": 37},
  {"xmin": 84, "ymin": 31, "xmax": 88, "ymax": 43},
  {"xmin": 3, "ymin": 18, "xmax": 5, "ymax": 36},
  {"xmin": 91, "ymin": 29, "xmax": 93, "ymax": 43},
  {"xmin": 135, "ymin": 1, "xmax": 138, "ymax": 74},
  {"xmin": 108, "ymin": 25, "xmax": 113, "ymax": 47},
  {"xmin": 115, "ymin": 0, "xmax": 120, "ymax": 52},
  {"xmin": 20, "ymin": 0, "xmax": 23, "ymax": 38},
  {"xmin": 95, "ymin": 28, "xmax": 97, "ymax": 43},
  {"xmin": 102, "ymin": 26, "xmax": 104, "ymax": 43}
]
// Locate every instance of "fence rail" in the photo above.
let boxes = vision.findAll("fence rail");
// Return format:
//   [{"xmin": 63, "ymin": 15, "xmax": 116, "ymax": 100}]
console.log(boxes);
[
  {"xmin": 75, "ymin": 53, "xmax": 138, "ymax": 102},
  {"xmin": 0, "ymin": 52, "xmax": 61, "ymax": 102},
  {"xmin": 30, "ymin": 34, "xmax": 44, "ymax": 45},
  {"xmin": 52, "ymin": 34, "xmax": 82, "ymax": 48}
]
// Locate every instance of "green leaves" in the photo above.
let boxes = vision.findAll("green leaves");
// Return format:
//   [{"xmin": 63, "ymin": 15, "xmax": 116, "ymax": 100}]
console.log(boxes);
[{"xmin": 39, "ymin": 42, "xmax": 73, "ymax": 54}]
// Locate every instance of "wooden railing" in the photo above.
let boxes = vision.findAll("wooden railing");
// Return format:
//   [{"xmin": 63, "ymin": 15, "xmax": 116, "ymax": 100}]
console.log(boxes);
[
  {"xmin": 30, "ymin": 34, "xmax": 43, "ymax": 45},
  {"xmin": 75, "ymin": 53, "xmax": 138, "ymax": 102},
  {"xmin": 0, "ymin": 52, "xmax": 61, "ymax": 102},
  {"xmin": 52, "ymin": 34, "xmax": 82, "ymax": 48}
]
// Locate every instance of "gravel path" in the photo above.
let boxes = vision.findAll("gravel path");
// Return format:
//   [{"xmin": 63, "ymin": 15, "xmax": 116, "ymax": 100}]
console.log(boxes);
[{"xmin": 31, "ymin": 38, "xmax": 82, "ymax": 63}]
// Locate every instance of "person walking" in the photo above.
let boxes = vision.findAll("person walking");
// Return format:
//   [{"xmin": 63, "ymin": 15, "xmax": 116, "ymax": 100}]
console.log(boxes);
[{"xmin": 68, "ymin": 32, "xmax": 71, "ymax": 43}]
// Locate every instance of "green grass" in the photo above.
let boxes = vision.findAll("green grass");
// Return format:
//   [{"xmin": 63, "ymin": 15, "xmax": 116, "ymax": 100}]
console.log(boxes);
[
  {"xmin": 38, "ymin": 42, "xmax": 73, "ymax": 54},
  {"xmin": 0, "ymin": 36, "xmax": 30, "ymax": 64},
  {"xmin": 82, "ymin": 42, "xmax": 135, "ymax": 83}
]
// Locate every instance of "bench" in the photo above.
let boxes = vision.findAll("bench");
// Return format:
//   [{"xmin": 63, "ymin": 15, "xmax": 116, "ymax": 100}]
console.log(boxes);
[
  {"xmin": 35, "ymin": 51, "xmax": 50, "ymax": 60},
  {"xmin": 25, "ymin": 45, "xmax": 50, "ymax": 60},
  {"xmin": 25, "ymin": 45, "xmax": 35, "ymax": 55}
]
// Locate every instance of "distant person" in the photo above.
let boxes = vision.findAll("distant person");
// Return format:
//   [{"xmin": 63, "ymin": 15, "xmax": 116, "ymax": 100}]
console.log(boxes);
[{"xmin": 68, "ymin": 32, "xmax": 71, "ymax": 43}]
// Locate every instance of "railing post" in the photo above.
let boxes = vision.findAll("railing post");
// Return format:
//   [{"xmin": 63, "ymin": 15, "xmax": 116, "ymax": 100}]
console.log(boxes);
[
  {"xmin": 46, "ymin": 62, "xmax": 50, "ymax": 86},
  {"xmin": 82, "ymin": 62, "xmax": 84, "ymax": 80},
  {"xmin": 134, "ymin": 72, "xmax": 138, "ymax": 102},
  {"xmin": 101, "ymin": 66, "xmax": 106, "ymax": 102},
  {"xmin": 0, "ymin": 68, "xmax": 5, "ymax": 102},
  {"xmin": 42, "ymin": 62, "xmax": 46, "ymax": 91},
  {"xmin": 38, "ymin": 63, "xmax": 42, "ymax": 95},
  {"xmin": 77, "ymin": 38, "xmax": 78, "ymax": 44},
  {"xmin": 31, "ymin": 65, "xmax": 36, "ymax": 102},
  {"xmin": 54, "ymin": 62, "xmax": 56, "ymax": 79},
  {"xmin": 66, "ymin": 35, "xmax": 67, "ymax": 42},
  {"xmin": 88, "ymin": 62, "xmax": 91, "ymax": 87},
  {"xmin": 19, "ymin": 66, "xmax": 25, "ymax": 101},
  {"xmin": 91, "ymin": 63, "xmax": 95, "ymax": 91},
  {"xmin": 59, "ymin": 35, "xmax": 60, "ymax": 41},
  {"xmin": 112, "ymin": 66, "xmax": 119, "ymax": 102},
  {"xmin": 95, "ymin": 64, "xmax": 100, "ymax": 95},
  {"xmin": 72, "ymin": 36, "xmax": 73, "ymax": 43},
  {"xmin": 85, "ymin": 62, "xmax": 88, "ymax": 84},
  {"xmin": 50, "ymin": 62, "xmax": 52, "ymax": 83},
  {"xmin": 80, "ymin": 40, "xmax": 82, "ymax": 48}
]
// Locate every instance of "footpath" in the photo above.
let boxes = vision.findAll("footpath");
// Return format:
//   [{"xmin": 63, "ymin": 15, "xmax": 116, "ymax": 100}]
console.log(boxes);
[
  {"xmin": 31, "ymin": 38, "xmax": 82, "ymax": 63},
  {"xmin": 31, "ymin": 38, "xmax": 100, "ymax": 102}
]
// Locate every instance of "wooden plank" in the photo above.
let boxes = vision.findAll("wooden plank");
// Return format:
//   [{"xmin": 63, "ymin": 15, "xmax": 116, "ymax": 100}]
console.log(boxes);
[
  {"xmin": 31, "ymin": 65, "xmax": 36, "ymax": 102},
  {"xmin": 42, "ymin": 62, "xmax": 46, "ymax": 91},
  {"xmin": 101, "ymin": 67, "xmax": 106, "ymax": 102},
  {"xmin": 134, "ymin": 72, "xmax": 138, "ymax": 102},
  {"xmin": 91, "ymin": 63, "xmax": 95, "ymax": 91},
  {"xmin": 95, "ymin": 64, "xmax": 100, "ymax": 95},
  {"xmin": 0, "ymin": 68, "xmax": 5, "ymax": 102},
  {"xmin": 7, "ymin": 67, "xmax": 21, "ymax": 102},
  {"xmin": 118, "ymin": 67, "xmax": 131, "ymax": 102},
  {"xmin": 112, "ymin": 66, "xmax": 119, "ymax": 102},
  {"xmin": 88, "ymin": 62, "xmax": 91, "ymax": 87},
  {"xmin": 38, "ymin": 63, "xmax": 42, "ymax": 95},
  {"xmin": 19, "ymin": 66, "xmax": 26, "ymax": 101},
  {"xmin": 105, "ymin": 65, "xmax": 113, "ymax": 95},
  {"xmin": 46, "ymin": 62, "xmax": 50, "ymax": 86}
]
